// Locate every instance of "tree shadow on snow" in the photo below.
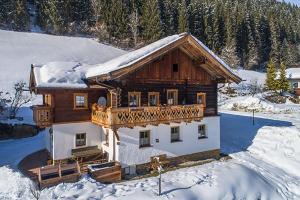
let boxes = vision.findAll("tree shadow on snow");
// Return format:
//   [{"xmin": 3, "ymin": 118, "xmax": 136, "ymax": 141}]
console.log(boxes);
[{"xmin": 220, "ymin": 112, "xmax": 293, "ymax": 154}]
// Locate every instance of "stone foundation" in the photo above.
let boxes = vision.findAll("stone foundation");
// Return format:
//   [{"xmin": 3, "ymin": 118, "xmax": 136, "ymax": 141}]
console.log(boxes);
[{"xmin": 135, "ymin": 149, "xmax": 220, "ymax": 175}]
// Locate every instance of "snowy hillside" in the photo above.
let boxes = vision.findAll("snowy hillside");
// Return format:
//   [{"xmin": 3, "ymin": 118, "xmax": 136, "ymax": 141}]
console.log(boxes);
[{"xmin": 0, "ymin": 30, "xmax": 125, "ymax": 93}]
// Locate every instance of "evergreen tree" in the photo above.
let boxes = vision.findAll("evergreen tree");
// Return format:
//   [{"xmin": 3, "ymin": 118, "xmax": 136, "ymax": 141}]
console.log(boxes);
[
  {"xmin": 141, "ymin": 0, "xmax": 161, "ymax": 43},
  {"xmin": 265, "ymin": 59, "xmax": 278, "ymax": 92},
  {"xmin": 278, "ymin": 62, "xmax": 289, "ymax": 93},
  {"xmin": 178, "ymin": 0, "xmax": 188, "ymax": 33}
]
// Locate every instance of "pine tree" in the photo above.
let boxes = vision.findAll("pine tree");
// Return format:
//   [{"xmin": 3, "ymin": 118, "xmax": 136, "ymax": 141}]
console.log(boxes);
[
  {"xmin": 278, "ymin": 62, "xmax": 289, "ymax": 93},
  {"xmin": 178, "ymin": 0, "xmax": 188, "ymax": 33},
  {"xmin": 12, "ymin": 0, "xmax": 29, "ymax": 31},
  {"xmin": 141, "ymin": 0, "xmax": 161, "ymax": 43},
  {"xmin": 265, "ymin": 59, "xmax": 278, "ymax": 92}
]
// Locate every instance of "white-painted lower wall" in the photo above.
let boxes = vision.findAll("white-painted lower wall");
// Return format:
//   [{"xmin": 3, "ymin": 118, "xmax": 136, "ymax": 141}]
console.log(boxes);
[
  {"xmin": 49, "ymin": 116, "xmax": 220, "ymax": 169},
  {"xmin": 51, "ymin": 122, "xmax": 102, "ymax": 160},
  {"xmin": 117, "ymin": 116, "xmax": 220, "ymax": 166}
]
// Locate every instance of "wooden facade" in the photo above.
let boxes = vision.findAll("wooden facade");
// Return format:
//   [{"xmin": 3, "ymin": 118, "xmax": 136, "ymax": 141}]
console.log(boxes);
[{"xmin": 33, "ymin": 89, "xmax": 106, "ymax": 125}]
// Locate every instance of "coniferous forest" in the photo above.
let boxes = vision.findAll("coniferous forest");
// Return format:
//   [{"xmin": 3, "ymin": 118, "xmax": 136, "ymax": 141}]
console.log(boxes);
[{"xmin": 0, "ymin": 0, "xmax": 299, "ymax": 70}]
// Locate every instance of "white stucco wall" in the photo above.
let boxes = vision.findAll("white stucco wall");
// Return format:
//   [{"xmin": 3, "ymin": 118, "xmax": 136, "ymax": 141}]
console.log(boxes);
[
  {"xmin": 117, "ymin": 116, "xmax": 220, "ymax": 166},
  {"xmin": 44, "ymin": 127, "xmax": 51, "ymax": 153},
  {"xmin": 101, "ymin": 127, "xmax": 119, "ymax": 162},
  {"xmin": 52, "ymin": 122, "xmax": 102, "ymax": 160}
]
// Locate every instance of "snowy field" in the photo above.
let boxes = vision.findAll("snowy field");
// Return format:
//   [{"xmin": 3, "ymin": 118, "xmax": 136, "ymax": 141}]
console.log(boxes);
[
  {"xmin": 0, "ymin": 109, "xmax": 299, "ymax": 199},
  {"xmin": 0, "ymin": 30, "xmax": 125, "ymax": 94}
]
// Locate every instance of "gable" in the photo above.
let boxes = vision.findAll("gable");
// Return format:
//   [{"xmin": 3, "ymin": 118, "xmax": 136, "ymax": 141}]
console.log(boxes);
[
  {"xmin": 124, "ymin": 48, "xmax": 214, "ymax": 85},
  {"xmin": 86, "ymin": 33, "xmax": 242, "ymax": 84}
]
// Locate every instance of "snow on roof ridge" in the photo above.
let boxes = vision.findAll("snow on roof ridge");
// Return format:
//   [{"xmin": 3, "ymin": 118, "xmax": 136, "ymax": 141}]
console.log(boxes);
[{"xmin": 86, "ymin": 33, "xmax": 186, "ymax": 78}]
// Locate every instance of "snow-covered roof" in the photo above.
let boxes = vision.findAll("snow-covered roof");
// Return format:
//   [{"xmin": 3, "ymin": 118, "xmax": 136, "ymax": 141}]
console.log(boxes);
[
  {"xmin": 86, "ymin": 34, "xmax": 185, "ymax": 78},
  {"xmin": 33, "ymin": 62, "xmax": 91, "ymax": 88},
  {"xmin": 286, "ymin": 68, "xmax": 300, "ymax": 79}
]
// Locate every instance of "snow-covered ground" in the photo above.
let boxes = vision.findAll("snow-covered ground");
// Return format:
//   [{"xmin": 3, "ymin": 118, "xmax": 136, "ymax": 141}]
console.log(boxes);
[{"xmin": 1, "ymin": 108, "xmax": 300, "ymax": 199}]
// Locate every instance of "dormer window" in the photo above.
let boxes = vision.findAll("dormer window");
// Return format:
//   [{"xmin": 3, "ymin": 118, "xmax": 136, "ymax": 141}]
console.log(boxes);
[
  {"xmin": 172, "ymin": 64, "xmax": 179, "ymax": 72},
  {"xmin": 74, "ymin": 93, "xmax": 88, "ymax": 109}
]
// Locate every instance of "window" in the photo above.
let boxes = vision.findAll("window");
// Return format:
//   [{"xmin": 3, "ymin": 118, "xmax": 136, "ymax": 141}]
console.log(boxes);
[
  {"xmin": 74, "ymin": 93, "xmax": 88, "ymax": 109},
  {"xmin": 172, "ymin": 64, "xmax": 179, "ymax": 72},
  {"xmin": 171, "ymin": 127, "xmax": 180, "ymax": 142},
  {"xmin": 198, "ymin": 125, "xmax": 207, "ymax": 139},
  {"xmin": 104, "ymin": 129, "xmax": 109, "ymax": 146},
  {"xmin": 139, "ymin": 130, "xmax": 150, "ymax": 148},
  {"xmin": 75, "ymin": 133, "xmax": 86, "ymax": 147},
  {"xmin": 148, "ymin": 92, "xmax": 159, "ymax": 106},
  {"xmin": 44, "ymin": 94, "xmax": 52, "ymax": 106},
  {"xmin": 167, "ymin": 89, "xmax": 178, "ymax": 105},
  {"xmin": 197, "ymin": 93, "xmax": 206, "ymax": 106},
  {"xmin": 128, "ymin": 92, "xmax": 141, "ymax": 107}
]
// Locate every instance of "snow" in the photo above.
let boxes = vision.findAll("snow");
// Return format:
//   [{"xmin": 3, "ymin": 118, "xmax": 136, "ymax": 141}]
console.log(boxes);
[
  {"xmin": 235, "ymin": 69, "xmax": 266, "ymax": 86},
  {"xmin": 220, "ymin": 94, "xmax": 300, "ymax": 113},
  {"xmin": 33, "ymin": 62, "xmax": 91, "ymax": 88},
  {"xmin": 0, "ymin": 30, "xmax": 125, "ymax": 93},
  {"xmin": 86, "ymin": 34, "xmax": 185, "ymax": 78},
  {"xmin": 286, "ymin": 67, "xmax": 300, "ymax": 79}
]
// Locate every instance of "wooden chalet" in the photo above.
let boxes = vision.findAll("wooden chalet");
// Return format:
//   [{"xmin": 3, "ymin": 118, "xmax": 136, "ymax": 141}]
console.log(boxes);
[{"xmin": 29, "ymin": 33, "xmax": 241, "ymax": 182}]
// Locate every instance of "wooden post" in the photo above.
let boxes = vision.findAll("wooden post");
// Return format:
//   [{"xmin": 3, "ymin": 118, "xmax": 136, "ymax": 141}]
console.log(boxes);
[
  {"xmin": 58, "ymin": 164, "xmax": 62, "ymax": 178},
  {"xmin": 112, "ymin": 129, "xmax": 116, "ymax": 161}
]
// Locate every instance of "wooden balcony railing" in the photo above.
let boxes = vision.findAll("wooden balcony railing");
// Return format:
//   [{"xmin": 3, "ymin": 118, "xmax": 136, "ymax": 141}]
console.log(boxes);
[
  {"xmin": 32, "ymin": 105, "xmax": 53, "ymax": 128},
  {"xmin": 92, "ymin": 104, "xmax": 204, "ymax": 129}
]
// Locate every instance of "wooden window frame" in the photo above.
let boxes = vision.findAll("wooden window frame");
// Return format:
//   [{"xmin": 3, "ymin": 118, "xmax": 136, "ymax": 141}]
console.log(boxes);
[
  {"xmin": 148, "ymin": 92, "xmax": 160, "ymax": 106},
  {"xmin": 75, "ymin": 133, "xmax": 86, "ymax": 147},
  {"xmin": 198, "ymin": 124, "xmax": 207, "ymax": 139},
  {"xmin": 73, "ymin": 93, "xmax": 88, "ymax": 110},
  {"xmin": 170, "ymin": 126, "xmax": 181, "ymax": 143},
  {"xmin": 44, "ymin": 94, "xmax": 52, "ymax": 107},
  {"xmin": 139, "ymin": 130, "xmax": 151, "ymax": 148},
  {"xmin": 197, "ymin": 93, "xmax": 206, "ymax": 107},
  {"xmin": 167, "ymin": 89, "xmax": 178, "ymax": 106},
  {"xmin": 128, "ymin": 92, "xmax": 141, "ymax": 107}
]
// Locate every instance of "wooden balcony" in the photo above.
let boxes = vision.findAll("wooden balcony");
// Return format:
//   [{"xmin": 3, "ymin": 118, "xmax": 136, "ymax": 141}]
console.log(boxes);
[
  {"xmin": 91, "ymin": 104, "xmax": 204, "ymax": 129},
  {"xmin": 32, "ymin": 105, "xmax": 53, "ymax": 128}
]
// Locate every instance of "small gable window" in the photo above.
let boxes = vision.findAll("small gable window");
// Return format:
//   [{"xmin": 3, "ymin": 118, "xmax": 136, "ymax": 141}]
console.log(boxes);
[{"xmin": 172, "ymin": 64, "xmax": 179, "ymax": 72}]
